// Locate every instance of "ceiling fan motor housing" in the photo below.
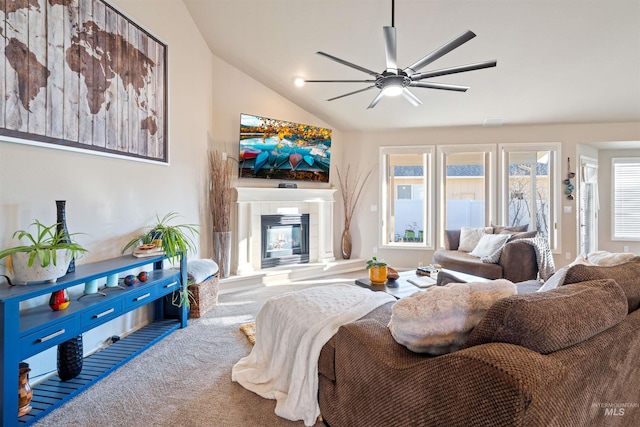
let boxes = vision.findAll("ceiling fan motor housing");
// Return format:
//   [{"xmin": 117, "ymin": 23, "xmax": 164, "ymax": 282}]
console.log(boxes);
[{"xmin": 377, "ymin": 71, "xmax": 410, "ymax": 91}]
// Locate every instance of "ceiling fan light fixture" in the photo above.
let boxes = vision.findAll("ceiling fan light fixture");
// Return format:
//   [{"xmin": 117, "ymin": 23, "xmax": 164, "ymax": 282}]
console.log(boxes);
[{"xmin": 382, "ymin": 84, "xmax": 403, "ymax": 97}]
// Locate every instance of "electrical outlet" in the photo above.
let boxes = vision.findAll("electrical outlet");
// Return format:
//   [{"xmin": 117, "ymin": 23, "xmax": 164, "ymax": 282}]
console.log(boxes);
[
  {"xmin": 371, "ymin": 204, "xmax": 378, "ymax": 212},
  {"xmin": 565, "ymin": 252, "xmax": 571, "ymax": 260},
  {"xmin": 624, "ymin": 245, "xmax": 630, "ymax": 253},
  {"xmin": 373, "ymin": 246, "xmax": 378, "ymax": 254}
]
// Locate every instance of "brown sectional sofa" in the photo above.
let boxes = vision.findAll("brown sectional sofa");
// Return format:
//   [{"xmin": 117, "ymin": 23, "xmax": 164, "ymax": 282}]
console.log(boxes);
[
  {"xmin": 433, "ymin": 228, "xmax": 538, "ymax": 282},
  {"xmin": 318, "ymin": 265, "xmax": 640, "ymax": 427}
]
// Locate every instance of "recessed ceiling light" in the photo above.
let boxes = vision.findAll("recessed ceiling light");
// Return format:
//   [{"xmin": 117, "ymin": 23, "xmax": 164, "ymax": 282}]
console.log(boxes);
[{"xmin": 293, "ymin": 76, "xmax": 306, "ymax": 88}]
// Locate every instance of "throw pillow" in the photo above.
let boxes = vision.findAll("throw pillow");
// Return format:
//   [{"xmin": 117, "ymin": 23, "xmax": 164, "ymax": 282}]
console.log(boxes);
[
  {"xmin": 492, "ymin": 224, "xmax": 528, "ymax": 234},
  {"xmin": 508, "ymin": 231, "xmax": 537, "ymax": 241},
  {"xmin": 388, "ymin": 280, "xmax": 516, "ymax": 355},
  {"xmin": 563, "ymin": 257, "xmax": 640, "ymax": 313},
  {"xmin": 469, "ymin": 233, "xmax": 511, "ymax": 258},
  {"xmin": 464, "ymin": 279, "xmax": 628, "ymax": 354},
  {"xmin": 458, "ymin": 226, "xmax": 493, "ymax": 252},
  {"xmin": 586, "ymin": 251, "xmax": 636, "ymax": 266}
]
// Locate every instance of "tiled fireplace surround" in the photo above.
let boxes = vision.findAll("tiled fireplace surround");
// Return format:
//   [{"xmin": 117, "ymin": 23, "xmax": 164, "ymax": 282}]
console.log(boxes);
[{"xmin": 233, "ymin": 188, "xmax": 337, "ymax": 275}]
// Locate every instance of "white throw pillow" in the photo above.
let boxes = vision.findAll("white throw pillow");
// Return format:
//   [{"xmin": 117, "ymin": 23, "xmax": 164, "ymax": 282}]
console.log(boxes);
[
  {"xmin": 458, "ymin": 227, "xmax": 492, "ymax": 252},
  {"xmin": 388, "ymin": 280, "xmax": 516, "ymax": 355},
  {"xmin": 469, "ymin": 233, "xmax": 510, "ymax": 258}
]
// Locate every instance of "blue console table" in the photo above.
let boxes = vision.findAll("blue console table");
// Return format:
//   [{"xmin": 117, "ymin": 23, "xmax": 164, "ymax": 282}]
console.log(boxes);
[{"xmin": 0, "ymin": 254, "xmax": 187, "ymax": 426}]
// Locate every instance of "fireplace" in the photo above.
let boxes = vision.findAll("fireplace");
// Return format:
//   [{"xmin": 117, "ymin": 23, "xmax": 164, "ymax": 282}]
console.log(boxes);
[{"xmin": 261, "ymin": 214, "xmax": 310, "ymax": 268}]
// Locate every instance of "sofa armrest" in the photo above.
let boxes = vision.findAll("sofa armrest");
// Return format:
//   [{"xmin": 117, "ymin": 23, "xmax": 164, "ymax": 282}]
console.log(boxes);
[
  {"xmin": 319, "ymin": 318, "xmax": 562, "ymax": 427},
  {"xmin": 499, "ymin": 241, "xmax": 538, "ymax": 282},
  {"xmin": 443, "ymin": 229, "xmax": 461, "ymax": 250}
]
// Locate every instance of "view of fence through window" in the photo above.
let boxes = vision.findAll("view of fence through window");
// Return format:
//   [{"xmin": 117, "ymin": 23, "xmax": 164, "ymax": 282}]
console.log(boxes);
[
  {"xmin": 508, "ymin": 151, "xmax": 551, "ymax": 237},
  {"xmin": 388, "ymin": 154, "xmax": 425, "ymax": 243},
  {"xmin": 444, "ymin": 152, "xmax": 486, "ymax": 230}
]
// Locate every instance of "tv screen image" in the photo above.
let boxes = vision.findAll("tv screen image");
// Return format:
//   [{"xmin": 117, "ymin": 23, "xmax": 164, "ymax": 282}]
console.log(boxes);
[{"xmin": 239, "ymin": 113, "xmax": 332, "ymax": 182}]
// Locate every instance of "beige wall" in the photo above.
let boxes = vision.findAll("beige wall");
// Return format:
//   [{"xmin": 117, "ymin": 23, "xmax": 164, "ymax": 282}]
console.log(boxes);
[
  {"xmin": 0, "ymin": 0, "xmax": 213, "ymax": 379},
  {"xmin": 338, "ymin": 122, "xmax": 640, "ymax": 269}
]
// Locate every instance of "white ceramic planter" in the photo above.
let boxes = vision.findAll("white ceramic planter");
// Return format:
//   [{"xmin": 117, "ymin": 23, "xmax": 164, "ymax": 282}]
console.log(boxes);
[{"xmin": 11, "ymin": 250, "xmax": 71, "ymax": 285}]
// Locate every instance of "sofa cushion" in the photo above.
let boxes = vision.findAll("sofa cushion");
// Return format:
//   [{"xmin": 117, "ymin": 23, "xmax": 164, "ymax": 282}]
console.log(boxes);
[
  {"xmin": 389, "ymin": 280, "xmax": 516, "ymax": 355},
  {"xmin": 464, "ymin": 279, "xmax": 628, "ymax": 354},
  {"xmin": 458, "ymin": 226, "xmax": 493, "ymax": 252},
  {"xmin": 562, "ymin": 257, "xmax": 640, "ymax": 312},
  {"xmin": 433, "ymin": 250, "xmax": 504, "ymax": 279}
]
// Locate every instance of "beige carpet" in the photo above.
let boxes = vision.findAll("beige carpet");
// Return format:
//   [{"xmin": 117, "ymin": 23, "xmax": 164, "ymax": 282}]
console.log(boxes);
[{"xmin": 34, "ymin": 271, "xmax": 367, "ymax": 427}]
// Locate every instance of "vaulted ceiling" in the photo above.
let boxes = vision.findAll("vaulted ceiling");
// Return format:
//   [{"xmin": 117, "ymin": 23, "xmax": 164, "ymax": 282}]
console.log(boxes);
[{"xmin": 184, "ymin": 0, "xmax": 640, "ymax": 132}]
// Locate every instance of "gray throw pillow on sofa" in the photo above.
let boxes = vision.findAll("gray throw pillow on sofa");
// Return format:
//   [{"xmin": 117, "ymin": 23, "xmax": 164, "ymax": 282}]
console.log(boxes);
[
  {"xmin": 463, "ymin": 279, "xmax": 628, "ymax": 354},
  {"xmin": 492, "ymin": 224, "xmax": 528, "ymax": 234}
]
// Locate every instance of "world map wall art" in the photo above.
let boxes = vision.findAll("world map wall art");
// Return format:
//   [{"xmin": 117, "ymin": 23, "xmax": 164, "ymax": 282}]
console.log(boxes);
[{"xmin": 0, "ymin": 0, "xmax": 168, "ymax": 163}]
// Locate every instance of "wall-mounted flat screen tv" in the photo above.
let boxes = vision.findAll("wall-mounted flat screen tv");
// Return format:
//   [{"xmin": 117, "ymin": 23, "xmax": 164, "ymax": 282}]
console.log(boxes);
[{"xmin": 239, "ymin": 113, "xmax": 332, "ymax": 182}]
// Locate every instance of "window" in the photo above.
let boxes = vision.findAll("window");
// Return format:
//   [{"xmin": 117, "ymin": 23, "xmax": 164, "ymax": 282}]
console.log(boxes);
[
  {"xmin": 612, "ymin": 158, "xmax": 640, "ymax": 240},
  {"xmin": 499, "ymin": 144, "xmax": 560, "ymax": 250},
  {"xmin": 438, "ymin": 145, "xmax": 496, "ymax": 235},
  {"xmin": 380, "ymin": 146, "xmax": 434, "ymax": 248}
]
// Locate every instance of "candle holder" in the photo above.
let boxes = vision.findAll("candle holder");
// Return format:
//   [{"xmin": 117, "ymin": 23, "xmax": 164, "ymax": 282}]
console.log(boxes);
[{"xmin": 78, "ymin": 279, "xmax": 106, "ymax": 300}]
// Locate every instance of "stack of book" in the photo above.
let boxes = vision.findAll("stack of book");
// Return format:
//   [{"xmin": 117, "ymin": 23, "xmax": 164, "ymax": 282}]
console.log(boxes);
[
  {"xmin": 416, "ymin": 266, "xmax": 439, "ymax": 277},
  {"xmin": 132, "ymin": 244, "xmax": 164, "ymax": 258}
]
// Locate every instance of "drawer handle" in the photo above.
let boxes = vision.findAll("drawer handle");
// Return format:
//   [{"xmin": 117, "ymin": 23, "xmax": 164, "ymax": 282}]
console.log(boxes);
[
  {"xmin": 38, "ymin": 329, "xmax": 66, "ymax": 343},
  {"xmin": 94, "ymin": 308, "xmax": 115, "ymax": 319},
  {"xmin": 164, "ymin": 281, "xmax": 178, "ymax": 289},
  {"xmin": 134, "ymin": 293, "xmax": 151, "ymax": 302}
]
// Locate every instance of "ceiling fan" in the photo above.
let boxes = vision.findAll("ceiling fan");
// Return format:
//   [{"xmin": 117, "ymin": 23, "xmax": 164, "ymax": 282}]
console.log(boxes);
[{"xmin": 304, "ymin": 0, "xmax": 497, "ymax": 109}]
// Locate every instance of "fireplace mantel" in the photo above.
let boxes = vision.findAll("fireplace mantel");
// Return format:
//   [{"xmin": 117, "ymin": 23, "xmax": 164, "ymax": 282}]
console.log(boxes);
[{"xmin": 233, "ymin": 187, "xmax": 337, "ymax": 274}]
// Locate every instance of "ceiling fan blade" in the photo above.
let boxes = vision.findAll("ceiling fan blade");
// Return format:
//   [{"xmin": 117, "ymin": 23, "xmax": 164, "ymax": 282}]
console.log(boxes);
[
  {"xmin": 404, "ymin": 30, "xmax": 476, "ymax": 75},
  {"xmin": 327, "ymin": 85, "xmax": 376, "ymax": 101},
  {"xmin": 367, "ymin": 91, "xmax": 385, "ymax": 109},
  {"xmin": 383, "ymin": 26, "xmax": 397, "ymax": 72},
  {"xmin": 402, "ymin": 89, "xmax": 423, "ymax": 106},
  {"xmin": 305, "ymin": 79, "xmax": 376, "ymax": 83},
  {"xmin": 411, "ymin": 60, "xmax": 497, "ymax": 81},
  {"xmin": 410, "ymin": 81, "xmax": 469, "ymax": 92},
  {"xmin": 316, "ymin": 51, "xmax": 379, "ymax": 77}
]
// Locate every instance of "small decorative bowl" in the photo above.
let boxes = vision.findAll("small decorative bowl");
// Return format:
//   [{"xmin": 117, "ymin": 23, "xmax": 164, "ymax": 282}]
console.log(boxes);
[{"xmin": 386, "ymin": 267, "xmax": 399, "ymax": 281}]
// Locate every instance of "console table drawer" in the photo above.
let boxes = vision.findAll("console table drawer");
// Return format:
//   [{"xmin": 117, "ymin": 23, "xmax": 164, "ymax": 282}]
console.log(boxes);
[
  {"xmin": 124, "ymin": 287, "xmax": 157, "ymax": 310},
  {"xmin": 20, "ymin": 317, "xmax": 79, "ymax": 360},
  {"xmin": 81, "ymin": 300, "xmax": 123, "ymax": 329},
  {"xmin": 155, "ymin": 276, "xmax": 181, "ymax": 297}
]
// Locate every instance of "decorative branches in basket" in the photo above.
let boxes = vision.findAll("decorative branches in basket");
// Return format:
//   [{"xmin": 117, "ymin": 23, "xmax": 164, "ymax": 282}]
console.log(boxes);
[{"xmin": 208, "ymin": 150, "xmax": 236, "ymax": 277}]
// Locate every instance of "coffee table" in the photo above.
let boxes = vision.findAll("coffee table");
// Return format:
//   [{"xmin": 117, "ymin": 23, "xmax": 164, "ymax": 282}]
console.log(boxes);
[{"xmin": 355, "ymin": 268, "xmax": 490, "ymax": 299}]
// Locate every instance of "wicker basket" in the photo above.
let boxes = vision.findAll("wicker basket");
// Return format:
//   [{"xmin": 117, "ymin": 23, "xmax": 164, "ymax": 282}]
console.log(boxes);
[{"xmin": 188, "ymin": 274, "xmax": 219, "ymax": 318}]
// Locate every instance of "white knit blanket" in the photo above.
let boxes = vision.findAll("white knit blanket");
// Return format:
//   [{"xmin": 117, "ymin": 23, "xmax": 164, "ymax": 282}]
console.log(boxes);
[{"xmin": 231, "ymin": 284, "xmax": 395, "ymax": 426}]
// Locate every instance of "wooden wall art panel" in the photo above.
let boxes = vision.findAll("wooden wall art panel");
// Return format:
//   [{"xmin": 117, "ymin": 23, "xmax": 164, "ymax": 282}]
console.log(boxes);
[{"xmin": 0, "ymin": 0, "xmax": 168, "ymax": 163}]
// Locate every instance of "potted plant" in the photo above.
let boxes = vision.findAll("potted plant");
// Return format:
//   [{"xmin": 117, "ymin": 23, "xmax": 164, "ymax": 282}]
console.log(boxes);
[
  {"xmin": 0, "ymin": 220, "xmax": 87, "ymax": 285},
  {"xmin": 366, "ymin": 256, "xmax": 388, "ymax": 285},
  {"xmin": 122, "ymin": 212, "xmax": 199, "ymax": 307}
]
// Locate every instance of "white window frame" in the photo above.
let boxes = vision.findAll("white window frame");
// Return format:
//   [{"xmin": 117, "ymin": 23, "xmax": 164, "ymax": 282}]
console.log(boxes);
[
  {"xmin": 611, "ymin": 157, "xmax": 640, "ymax": 241},
  {"xmin": 379, "ymin": 145, "xmax": 435, "ymax": 250},
  {"xmin": 437, "ymin": 144, "xmax": 497, "ymax": 247},
  {"xmin": 498, "ymin": 143, "xmax": 561, "ymax": 252}
]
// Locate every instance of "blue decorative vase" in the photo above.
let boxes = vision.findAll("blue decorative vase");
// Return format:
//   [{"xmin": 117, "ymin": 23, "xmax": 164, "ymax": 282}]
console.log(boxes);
[{"xmin": 56, "ymin": 200, "xmax": 75, "ymax": 274}]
